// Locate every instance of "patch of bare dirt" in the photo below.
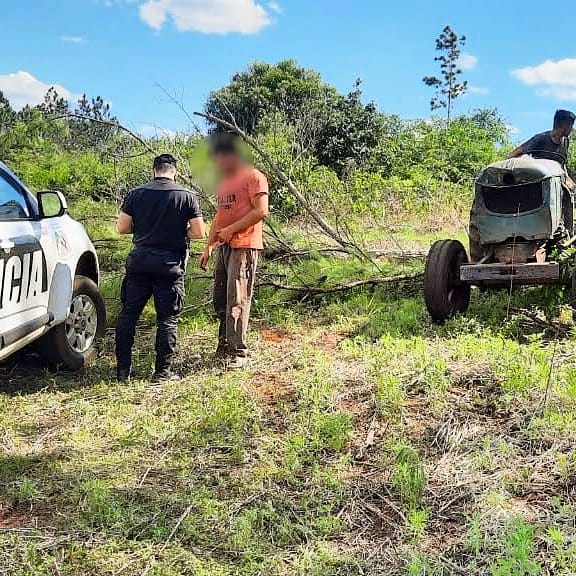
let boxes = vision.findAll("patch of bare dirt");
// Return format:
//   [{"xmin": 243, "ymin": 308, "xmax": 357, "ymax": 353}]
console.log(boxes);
[
  {"xmin": 249, "ymin": 373, "xmax": 297, "ymax": 408},
  {"xmin": 259, "ymin": 327, "xmax": 293, "ymax": 343},
  {"xmin": 314, "ymin": 332, "xmax": 346, "ymax": 354},
  {"xmin": 0, "ymin": 500, "xmax": 52, "ymax": 529}
]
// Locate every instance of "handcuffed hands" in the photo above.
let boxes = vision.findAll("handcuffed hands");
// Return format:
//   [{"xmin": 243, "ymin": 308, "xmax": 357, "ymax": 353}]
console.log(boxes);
[{"xmin": 217, "ymin": 226, "xmax": 235, "ymax": 243}]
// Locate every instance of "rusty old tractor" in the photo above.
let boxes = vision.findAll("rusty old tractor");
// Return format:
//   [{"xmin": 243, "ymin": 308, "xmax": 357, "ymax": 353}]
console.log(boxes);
[{"xmin": 424, "ymin": 153, "xmax": 575, "ymax": 323}]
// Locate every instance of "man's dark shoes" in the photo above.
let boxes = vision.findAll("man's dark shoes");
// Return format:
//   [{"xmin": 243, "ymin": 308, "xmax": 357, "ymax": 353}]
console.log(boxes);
[
  {"xmin": 226, "ymin": 356, "xmax": 247, "ymax": 371},
  {"xmin": 151, "ymin": 371, "xmax": 181, "ymax": 383}
]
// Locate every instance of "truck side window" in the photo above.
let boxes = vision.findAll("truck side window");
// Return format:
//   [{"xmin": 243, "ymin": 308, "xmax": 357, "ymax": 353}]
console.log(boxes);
[{"xmin": 0, "ymin": 173, "xmax": 30, "ymax": 220}]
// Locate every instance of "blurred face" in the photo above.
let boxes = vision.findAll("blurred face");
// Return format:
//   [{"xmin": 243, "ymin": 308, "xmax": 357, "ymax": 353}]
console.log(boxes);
[
  {"xmin": 562, "ymin": 121, "xmax": 575, "ymax": 137},
  {"xmin": 213, "ymin": 151, "xmax": 241, "ymax": 174},
  {"xmin": 554, "ymin": 119, "xmax": 575, "ymax": 138}
]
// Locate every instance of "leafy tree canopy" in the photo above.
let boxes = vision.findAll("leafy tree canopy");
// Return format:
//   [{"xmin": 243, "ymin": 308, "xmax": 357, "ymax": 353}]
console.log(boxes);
[
  {"xmin": 205, "ymin": 60, "xmax": 386, "ymax": 176},
  {"xmin": 205, "ymin": 60, "xmax": 334, "ymax": 134}
]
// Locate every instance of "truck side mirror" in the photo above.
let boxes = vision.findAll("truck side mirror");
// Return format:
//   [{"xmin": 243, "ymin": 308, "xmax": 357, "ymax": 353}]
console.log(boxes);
[{"xmin": 37, "ymin": 190, "xmax": 68, "ymax": 219}]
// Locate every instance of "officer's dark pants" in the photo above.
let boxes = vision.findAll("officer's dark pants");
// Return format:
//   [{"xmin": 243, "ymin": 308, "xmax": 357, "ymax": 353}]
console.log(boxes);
[{"xmin": 116, "ymin": 247, "xmax": 185, "ymax": 375}]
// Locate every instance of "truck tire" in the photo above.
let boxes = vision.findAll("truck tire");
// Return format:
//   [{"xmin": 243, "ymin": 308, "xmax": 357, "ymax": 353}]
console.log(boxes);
[
  {"xmin": 40, "ymin": 275, "xmax": 107, "ymax": 371},
  {"xmin": 424, "ymin": 239, "xmax": 470, "ymax": 324}
]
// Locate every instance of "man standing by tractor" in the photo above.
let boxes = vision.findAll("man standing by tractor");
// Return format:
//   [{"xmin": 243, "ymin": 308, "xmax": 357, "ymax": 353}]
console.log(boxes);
[
  {"xmin": 115, "ymin": 154, "xmax": 205, "ymax": 382},
  {"xmin": 510, "ymin": 109, "xmax": 576, "ymax": 233},
  {"xmin": 200, "ymin": 134, "xmax": 269, "ymax": 370},
  {"xmin": 509, "ymin": 109, "xmax": 575, "ymax": 189},
  {"xmin": 509, "ymin": 110, "xmax": 574, "ymax": 166},
  {"xmin": 470, "ymin": 109, "xmax": 576, "ymax": 260}
]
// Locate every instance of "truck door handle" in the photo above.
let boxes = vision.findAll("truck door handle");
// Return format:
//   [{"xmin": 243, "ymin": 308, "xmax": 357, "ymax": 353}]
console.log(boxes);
[{"xmin": 0, "ymin": 239, "xmax": 14, "ymax": 255}]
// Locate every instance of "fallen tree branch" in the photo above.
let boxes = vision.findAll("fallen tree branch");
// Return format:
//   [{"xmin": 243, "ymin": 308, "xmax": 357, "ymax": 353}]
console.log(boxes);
[
  {"xmin": 257, "ymin": 273, "xmax": 423, "ymax": 294},
  {"xmin": 154, "ymin": 83, "xmax": 204, "ymax": 136},
  {"xmin": 53, "ymin": 112, "xmax": 204, "ymax": 196},
  {"xmin": 264, "ymin": 219, "xmax": 297, "ymax": 256},
  {"xmin": 264, "ymin": 247, "xmax": 427, "ymax": 262},
  {"xmin": 54, "ymin": 113, "xmax": 154, "ymax": 153},
  {"xmin": 372, "ymin": 249, "xmax": 427, "ymax": 259}
]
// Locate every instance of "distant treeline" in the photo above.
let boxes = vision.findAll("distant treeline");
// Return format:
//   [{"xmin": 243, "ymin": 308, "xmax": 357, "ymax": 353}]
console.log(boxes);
[{"xmin": 2, "ymin": 59, "xmax": 569, "ymax": 220}]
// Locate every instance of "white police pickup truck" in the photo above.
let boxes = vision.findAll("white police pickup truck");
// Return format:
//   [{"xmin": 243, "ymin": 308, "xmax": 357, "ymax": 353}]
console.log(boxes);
[{"xmin": 0, "ymin": 161, "xmax": 106, "ymax": 371}]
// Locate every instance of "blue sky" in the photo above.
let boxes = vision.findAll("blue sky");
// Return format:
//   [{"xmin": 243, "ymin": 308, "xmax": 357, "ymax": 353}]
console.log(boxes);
[{"xmin": 1, "ymin": 0, "xmax": 576, "ymax": 142}]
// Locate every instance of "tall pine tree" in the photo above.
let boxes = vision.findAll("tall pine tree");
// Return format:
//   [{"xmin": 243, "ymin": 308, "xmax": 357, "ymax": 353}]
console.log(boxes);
[{"xmin": 423, "ymin": 26, "xmax": 468, "ymax": 121}]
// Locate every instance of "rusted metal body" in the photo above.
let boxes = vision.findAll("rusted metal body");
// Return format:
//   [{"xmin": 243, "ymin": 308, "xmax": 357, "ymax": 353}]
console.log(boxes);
[
  {"xmin": 424, "ymin": 155, "xmax": 574, "ymax": 323},
  {"xmin": 472, "ymin": 157, "xmax": 565, "ymax": 248},
  {"xmin": 460, "ymin": 262, "xmax": 560, "ymax": 286},
  {"xmin": 464, "ymin": 156, "xmax": 570, "ymax": 286}
]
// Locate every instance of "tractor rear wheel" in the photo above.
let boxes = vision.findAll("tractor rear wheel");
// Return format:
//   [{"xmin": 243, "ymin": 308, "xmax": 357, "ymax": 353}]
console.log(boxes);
[{"xmin": 424, "ymin": 239, "xmax": 470, "ymax": 324}]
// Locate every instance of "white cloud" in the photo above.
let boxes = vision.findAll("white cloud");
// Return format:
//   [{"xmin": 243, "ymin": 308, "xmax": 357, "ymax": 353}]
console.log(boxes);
[
  {"xmin": 0, "ymin": 71, "xmax": 73, "ymax": 110},
  {"xmin": 512, "ymin": 58, "xmax": 576, "ymax": 87},
  {"xmin": 512, "ymin": 58, "xmax": 576, "ymax": 100},
  {"xmin": 506, "ymin": 124, "xmax": 520, "ymax": 135},
  {"xmin": 538, "ymin": 87, "xmax": 576, "ymax": 101},
  {"xmin": 458, "ymin": 53, "xmax": 478, "ymax": 70},
  {"xmin": 468, "ymin": 85, "xmax": 490, "ymax": 95},
  {"xmin": 138, "ymin": 0, "xmax": 273, "ymax": 34},
  {"xmin": 140, "ymin": 1, "xmax": 167, "ymax": 28},
  {"xmin": 59, "ymin": 35, "xmax": 86, "ymax": 43}
]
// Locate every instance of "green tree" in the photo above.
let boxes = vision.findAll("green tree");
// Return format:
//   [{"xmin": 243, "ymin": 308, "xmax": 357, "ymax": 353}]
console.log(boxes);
[
  {"xmin": 206, "ymin": 61, "xmax": 384, "ymax": 176},
  {"xmin": 39, "ymin": 87, "xmax": 70, "ymax": 116},
  {"xmin": 0, "ymin": 91, "xmax": 16, "ymax": 131},
  {"xmin": 69, "ymin": 94, "xmax": 118, "ymax": 151},
  {"xmin": 423, "ymin": 25, "xmax": 468, "ymax": 120},
  {"xmin": 314, "ymin": 79, "xmax": 384, "ymax": 177},
  {"xmin": 205, "ymin": 60, "xmax": 331, "ymax": 135},
  {"xmin": 370, "ymin": 109, "xmax": 508, "ymax": 183},
  {"xmin": 0, "ymin": 91, "xmax": 17, "ymax": 157}
]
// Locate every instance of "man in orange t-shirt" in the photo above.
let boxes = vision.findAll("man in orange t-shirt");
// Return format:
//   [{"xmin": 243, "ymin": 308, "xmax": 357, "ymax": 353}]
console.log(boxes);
[{"xmin": 200, "ymin": 134, "xmax": 269, "ymax": 369}]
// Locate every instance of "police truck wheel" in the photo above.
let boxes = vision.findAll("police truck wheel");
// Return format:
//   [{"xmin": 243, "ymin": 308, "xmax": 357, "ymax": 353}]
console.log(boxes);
[
  {"xmin": 40, "ymin": 275, "xmax": 106, "ymax": 371},
  {"xmin": 424, "ymin": 239, "xmax": 470, "ymax": 324}
]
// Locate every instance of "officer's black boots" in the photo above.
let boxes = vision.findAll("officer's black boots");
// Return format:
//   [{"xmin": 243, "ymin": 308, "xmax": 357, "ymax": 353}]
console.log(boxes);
[
  {"xmin": 117, "ymin": 366, "xmax": 179, "ymax": 383},
  {"xmin": 215, "ymin": 340, "xmax": 231, "ymax": 358},
  {"xmin": 117, "ymin": 368, "xmax": 132, "ymax": 382}
]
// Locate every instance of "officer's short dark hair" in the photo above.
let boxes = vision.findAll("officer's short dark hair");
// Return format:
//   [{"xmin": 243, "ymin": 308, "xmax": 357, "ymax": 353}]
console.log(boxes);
[
  {"xmin": 153, "ymin": 154, "xmax": 177, "ymax": 171},
  {"xmin": 209, "ymin": 133, "xmax": 240, "ymax": 156},
  {"xmin": 554, "ymin": 109, "xmax": 575, "ymax": 129}
]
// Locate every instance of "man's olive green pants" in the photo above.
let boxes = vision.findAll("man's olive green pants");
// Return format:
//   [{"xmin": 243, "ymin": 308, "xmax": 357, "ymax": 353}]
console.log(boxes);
[{"xmin": 214, "ymin": 245, "xmax": 259, "ymax": 358}]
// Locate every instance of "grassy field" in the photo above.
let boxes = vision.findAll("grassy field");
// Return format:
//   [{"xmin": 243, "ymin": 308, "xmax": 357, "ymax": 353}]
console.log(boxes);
[{"xmin": 2, "ymin": 201, "xmax": 576, "ymax": 575}]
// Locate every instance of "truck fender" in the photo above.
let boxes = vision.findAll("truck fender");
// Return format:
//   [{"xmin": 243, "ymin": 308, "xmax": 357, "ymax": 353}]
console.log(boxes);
[{"xmin": 48, "ymin": 262, "xmax": 73, "ymax": 325}]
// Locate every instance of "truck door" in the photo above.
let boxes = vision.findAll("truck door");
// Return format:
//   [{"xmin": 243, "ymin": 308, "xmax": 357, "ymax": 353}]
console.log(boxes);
[{"xmin": 0, "ymin": 171, "xmax": 51, "ymax": 349}]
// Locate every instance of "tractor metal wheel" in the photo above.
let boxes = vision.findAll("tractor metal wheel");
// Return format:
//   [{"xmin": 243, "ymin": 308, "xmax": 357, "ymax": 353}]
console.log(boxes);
[{"xmin": 424, "ymin": 239, "xmax": 471, "ymax": 324}]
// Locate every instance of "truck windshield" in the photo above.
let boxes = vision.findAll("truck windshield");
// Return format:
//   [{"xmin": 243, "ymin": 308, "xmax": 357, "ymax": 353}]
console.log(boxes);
[{"xmin": 0, "ymin": 172, "xmax": 30, "ymax": 220}]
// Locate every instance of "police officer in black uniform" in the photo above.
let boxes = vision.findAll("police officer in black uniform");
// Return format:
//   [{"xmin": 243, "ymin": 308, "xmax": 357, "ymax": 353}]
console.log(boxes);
[{"xmin": 115, "ymin": 154, "xmax": 205, "ymax": 382}]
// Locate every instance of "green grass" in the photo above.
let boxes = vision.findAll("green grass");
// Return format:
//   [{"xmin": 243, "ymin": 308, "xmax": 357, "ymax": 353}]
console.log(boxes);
[{"xmin": 3, "ymin": 199, "xmax": 576, "ymax": 574}]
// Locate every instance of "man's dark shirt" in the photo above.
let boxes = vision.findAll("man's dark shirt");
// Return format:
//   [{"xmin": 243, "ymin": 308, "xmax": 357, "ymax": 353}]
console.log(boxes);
[
  {"xmin": 121, "ymin": 178, "xmax": 202, "ymax": 252},
  {"xmin": 521, "ymin": 131, "xmax": 569, "ymax": 165}
]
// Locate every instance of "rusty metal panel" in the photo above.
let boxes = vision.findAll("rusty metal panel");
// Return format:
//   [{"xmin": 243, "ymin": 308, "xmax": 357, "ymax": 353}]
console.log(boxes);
[
  {"xmin": 470, "ymin": 156, "xmax": 565, "ymax": 246},
  {"xmin": 477, "ymin": 157, "xmax": 564, "ymax": 186},
  {"xmin": 472, "ymin": 178, "xmax": 559, "ymax": 245},
  {"xmin": 460, "ymin": 262, "xmax": 560, "ymax": 285}
]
